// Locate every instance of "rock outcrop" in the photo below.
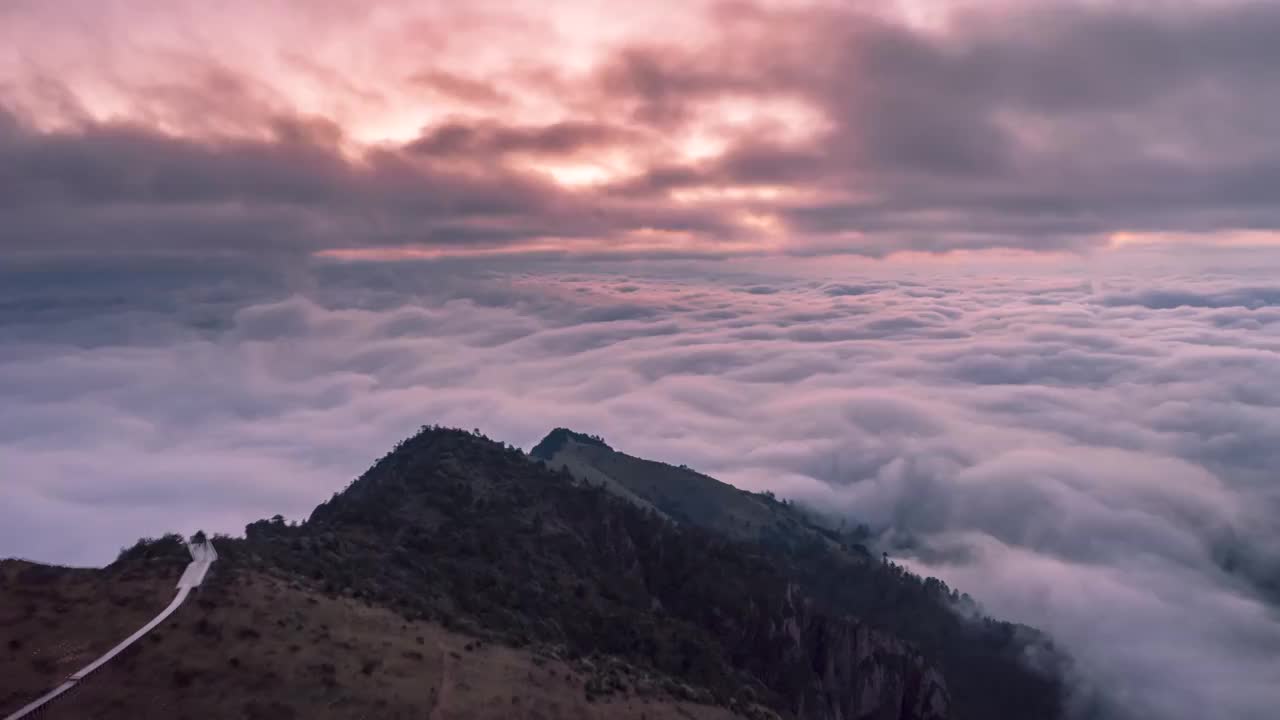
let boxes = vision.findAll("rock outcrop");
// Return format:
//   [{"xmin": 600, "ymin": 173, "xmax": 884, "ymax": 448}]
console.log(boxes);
[{"xmin": 773, "ymin": 584, "xmax": 948, "ymax": 720}]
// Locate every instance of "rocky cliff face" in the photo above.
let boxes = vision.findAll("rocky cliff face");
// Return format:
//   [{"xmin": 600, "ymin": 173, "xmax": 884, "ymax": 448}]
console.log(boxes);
[{"xmin": 774, "ymin": 585, "xmax": 948, "ymax": 720}]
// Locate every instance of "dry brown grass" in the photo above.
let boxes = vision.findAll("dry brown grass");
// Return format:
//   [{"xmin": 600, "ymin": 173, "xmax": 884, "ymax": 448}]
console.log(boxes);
[
  {"xmin": 0, "ymin": 559, "xmax": 178, "ymax": 708},
  {"xmin": 2, "ymin": 561, "xmax": 742, "ymax": 719}
]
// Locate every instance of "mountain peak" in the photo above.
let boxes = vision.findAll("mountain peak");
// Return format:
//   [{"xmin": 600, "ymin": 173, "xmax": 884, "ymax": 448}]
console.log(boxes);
[
  {"xmin": 529, "ymin": 427, "xmax": 611, "ymax": 459},
  {"xmin": 1, "ymin": 423, "xmax": 1070, "ymax": 720}
]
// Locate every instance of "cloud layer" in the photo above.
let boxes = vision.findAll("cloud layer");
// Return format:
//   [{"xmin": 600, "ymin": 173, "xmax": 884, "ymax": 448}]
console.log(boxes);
[
  {"xmin": 4, "ymin": 2, "xmax": 1280, "ymax": 718},
  {"xmin": 3, "ymin": 248, "xmax": 1279, "ymax": 719},
  {"xmin": 5, "ymin": 0, "xmax": 1280, "ymax": 259}
]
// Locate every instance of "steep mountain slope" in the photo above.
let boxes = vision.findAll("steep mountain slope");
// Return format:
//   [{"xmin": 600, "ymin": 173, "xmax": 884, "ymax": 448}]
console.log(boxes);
[
  {"xmin": 2, "ymin": 545, "xmax": 741, "ymax": 720},
  {"xmin": 1, "ymin": 425, "xmax": 1065, "ymax": 719},
  {"xmin": 533, "ymin": 429, "xmax": 1068, "ymax": 720},
  {"xmin": 238, "ymin": 426, "xmax": 949, "ymax": 720}
]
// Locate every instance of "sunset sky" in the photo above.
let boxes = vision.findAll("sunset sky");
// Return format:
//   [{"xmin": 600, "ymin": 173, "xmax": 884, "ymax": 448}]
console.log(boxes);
[
  {"xmin": 3, "ymin": 3, "xmax": 1280, "ymax": 720},
  {"xmin": 5, "ymin": 0, "xmax": 1280, "ymax": 261}
]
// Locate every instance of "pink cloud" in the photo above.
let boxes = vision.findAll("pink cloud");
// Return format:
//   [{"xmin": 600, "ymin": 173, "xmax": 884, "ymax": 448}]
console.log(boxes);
[{"xmin": 5, "ymin": 1, "xmax": 1280, "ymax": 259}]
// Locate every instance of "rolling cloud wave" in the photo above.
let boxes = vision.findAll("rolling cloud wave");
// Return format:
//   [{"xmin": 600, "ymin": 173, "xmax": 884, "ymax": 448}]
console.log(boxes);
[{"xmin": 2, "ymin": 251, "xmax": 1278, "ymax": 718}]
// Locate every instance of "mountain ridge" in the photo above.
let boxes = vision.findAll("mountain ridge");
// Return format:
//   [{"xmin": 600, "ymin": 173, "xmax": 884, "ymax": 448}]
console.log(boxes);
[
  {"xmin": 2, "ymin": 424, "xmax": 1067, "ymax": 719},
  {"xmin": 532, "ymin": 427, "xmax": 866, "ymax": 550},
  {"xmin": 531, "ymin": 427, "xmax": 1069, "ymax": 720}
]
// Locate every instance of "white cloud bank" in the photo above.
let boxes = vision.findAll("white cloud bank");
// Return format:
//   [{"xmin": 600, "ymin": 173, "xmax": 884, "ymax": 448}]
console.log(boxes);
[{"xmin": 2, "ymin": 247, "xmax": 1278, "ymax": 719}]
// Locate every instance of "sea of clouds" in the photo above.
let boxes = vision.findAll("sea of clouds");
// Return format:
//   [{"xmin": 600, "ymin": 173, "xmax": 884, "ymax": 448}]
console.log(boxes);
[{"xmin": 2, "ymin": 247, "xmax": 1278, "ymax": 719}]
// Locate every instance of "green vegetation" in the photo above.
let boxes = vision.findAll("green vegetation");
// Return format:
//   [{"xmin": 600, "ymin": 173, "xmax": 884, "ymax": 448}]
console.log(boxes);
[
  {"xmin": 216, "ymin": 427, "xmax": 961, "ymax": 718},
  {"xmin": 113, "ymin": 533, "xmax": 190, "ymax": 567},
  {"xmin": 536, "ymin": 431, "xmax": 1067, "ymax": 719},
  {"xmin": 171, "ymin": 424, "xmax": 1063, "ymax": 719}
]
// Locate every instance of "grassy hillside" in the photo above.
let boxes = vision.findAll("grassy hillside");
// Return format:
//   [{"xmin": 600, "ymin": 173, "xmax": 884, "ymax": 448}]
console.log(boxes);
[{"xmin": 2, "ymin": 557, "xmax": 741, "ymax": 719}]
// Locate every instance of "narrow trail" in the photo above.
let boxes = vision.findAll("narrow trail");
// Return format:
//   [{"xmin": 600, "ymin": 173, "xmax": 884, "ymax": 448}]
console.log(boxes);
[
  {"xmin": 429, "ymin": 641, "xmax": 452, "ymax": 719},
  {"xmin": 2, "ymin": 541, "xmax": 217, "ymax": 720}
]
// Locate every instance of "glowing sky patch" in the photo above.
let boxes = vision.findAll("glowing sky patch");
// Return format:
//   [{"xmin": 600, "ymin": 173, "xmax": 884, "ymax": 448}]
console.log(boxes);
[{"xmin": 3, "ymin": 0, "xmax": 1279, "ymax": 260}]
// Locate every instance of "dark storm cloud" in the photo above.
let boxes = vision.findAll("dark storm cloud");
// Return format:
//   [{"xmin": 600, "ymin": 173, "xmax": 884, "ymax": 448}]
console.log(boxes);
[
  {"xmin": 596, "ymin": 2, "xmax": 1280, "ymax": 252},
  {"xmin": 5, "ymin": 2, "xmax": 1280, "ymax": 258},
  {"xmin": 0, "ymin": 108, "xmax": 554, "ymax": 252},
  {"xmin": 406, "ymin": 120, "xmax": 638, "ymax": 157},
  {"xmin": 0, "ymin": 105, "xmax": 741, "ymax": 257}
]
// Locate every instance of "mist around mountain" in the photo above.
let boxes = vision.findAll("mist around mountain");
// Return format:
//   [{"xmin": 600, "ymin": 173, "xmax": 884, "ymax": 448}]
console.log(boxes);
[
  {"xmin": 532, "ymin": 428, "xmax": 1073, "ymax": 719},
  {"xmin": 3, "ymin": 425, "xmax": 1071, "ymax": 719}
]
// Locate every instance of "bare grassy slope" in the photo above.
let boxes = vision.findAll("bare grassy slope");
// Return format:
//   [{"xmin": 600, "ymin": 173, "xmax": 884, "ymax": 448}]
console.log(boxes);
[
  {"xmin": 2, "ymin": 559, "xmax": 741, "ymax": 720},
  {"xmin": 0, "ymin": 549, "xmax": 183, "ymax": 713},
  {"xmin": 531, "ymin": 429, "xmax": 854, "ymax": 549}
]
